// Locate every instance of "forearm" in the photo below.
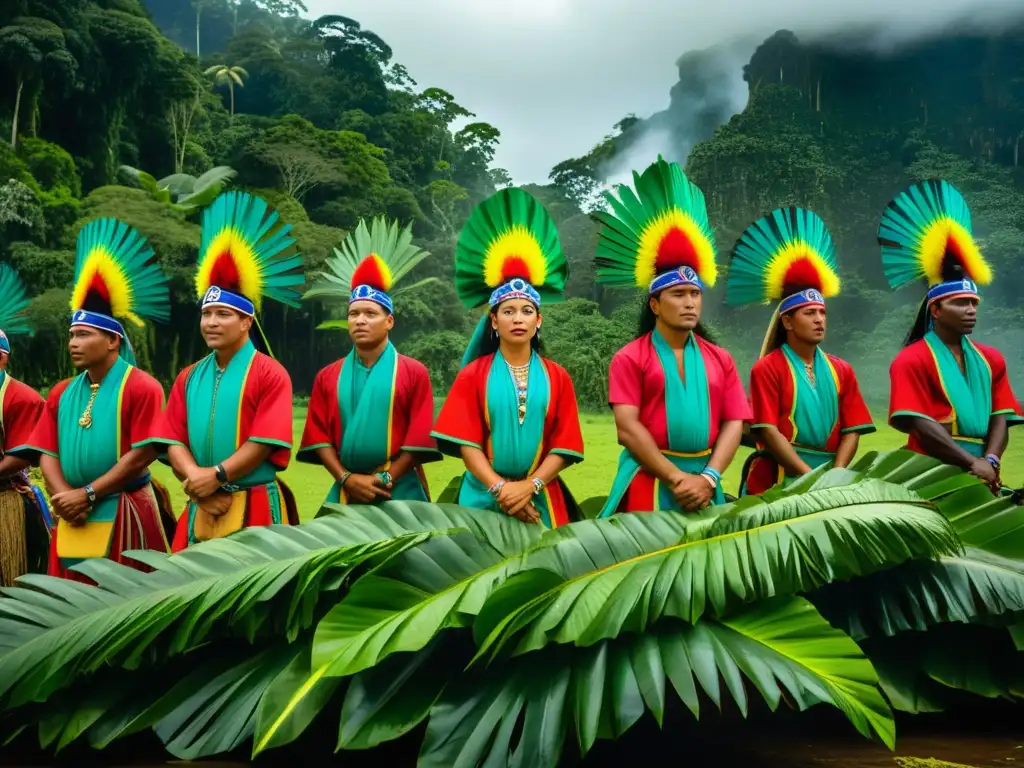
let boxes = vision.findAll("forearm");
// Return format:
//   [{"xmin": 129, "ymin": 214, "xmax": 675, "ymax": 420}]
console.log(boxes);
[
  {"xmin": 904, "ymin": 419, "xmax": 976, "ymax": 470},
  {"xmin": 167, "ymin": 444, "xmax": 201, "ymax": 478},
  {"xmin": 984, "ymin": 415, "xmax": 1008, "ymax": 459},
  {"xmin": 459, "ymin": 445, "xmax": 503, "ymax": 489},
  {"xmin": 90, "ymin": 446, "xmax": 157, "ymax": 497},
  {"xmin": 39, "ymin": 454, "xmax": 72, "ymax": 495},
  {"xmin": 834, "ymin": 432, "xmax": 860, "ymax": 469},
  {"xmin": 706, "ymin": 420, "xmax": 744, "ymax": 476},
  {"xmin": 385, "ymin": 451, "xmax": 417, "ymax": 482},
  {"xmin": 617, "ymin": 422, "xmax": 680, "ymax": 483},
  {"xmin": 219, "ymin": 441, "xmax": 273, "ymax": 482},
  {"xmin": 531, "ymin": 454, "xmax": 569, "ymax": 487},
  {"xmin": 0, "ymin": 455, "xmax": 29, "ymax": 479},
  {"xmin": 315, "ymin": 446, "xmax": 346, "ymax": 482},
  {"xmin": 755, "ymin": 425, "xmax": 811, "ymax": 476}
]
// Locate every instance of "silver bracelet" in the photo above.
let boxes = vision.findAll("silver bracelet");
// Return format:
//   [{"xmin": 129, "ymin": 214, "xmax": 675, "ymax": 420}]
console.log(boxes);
[
  {"xmin": 530, "ymin": 476, "xmax": 545, "ymax": 495},
  {"xmin": 488, "ymin": 480, "xmax": 506, "ymax": 496}
]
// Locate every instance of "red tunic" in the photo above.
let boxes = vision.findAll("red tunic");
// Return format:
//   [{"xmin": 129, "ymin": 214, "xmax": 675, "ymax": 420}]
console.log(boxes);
[
  {"xmin": 432, "ymin": 354, "xmax": 584, "ymax": 526},
  {"xmin": 298, "ymin": 354, "xmax": 441, "ymax": 474},
  {"xmin": 889, "ymin": 339, "xmax": 1023, "ymax": 455},
  {"xmin": 2, "ymin": 376, "xmax": 44, "ymax": 454},
  {"xmin": 607, "ymin": 333, "xmax": 751, "ymax": 512},
  {"xmin": 745, "ymin": 348, "xmax": 875, "ymax": 494},
  {"xmin": 28, "ymin": 369, "xmax": 169, "ymax": 581},
  {"xmin": 607, "ymin": 333, "xmax": 752, "ymax": 449}
]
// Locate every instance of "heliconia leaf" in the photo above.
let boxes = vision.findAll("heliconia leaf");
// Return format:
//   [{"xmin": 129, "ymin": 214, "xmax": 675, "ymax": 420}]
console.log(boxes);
[
  {"xmin": 420, "ymin": 597, "xmax": 894, "ymax": 768},
  {"xmin": 472, "ymin": 481, "xmax": 961, "ymax": 663}
]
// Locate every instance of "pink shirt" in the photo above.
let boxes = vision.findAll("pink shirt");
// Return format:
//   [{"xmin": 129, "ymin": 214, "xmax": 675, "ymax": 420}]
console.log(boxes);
[{"xmin": 608, "ymin": 332, "xmax": 752, "ymax": 450}]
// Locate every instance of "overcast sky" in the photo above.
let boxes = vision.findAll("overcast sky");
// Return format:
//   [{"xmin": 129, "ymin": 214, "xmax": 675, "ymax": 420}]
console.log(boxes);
[{"xmin": 304, "ymin": 0, "xmax": 1024, "ymax": 185}]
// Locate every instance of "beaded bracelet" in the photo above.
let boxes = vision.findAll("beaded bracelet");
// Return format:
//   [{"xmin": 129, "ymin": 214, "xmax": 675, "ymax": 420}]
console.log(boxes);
[{"xmin": 701, "ymin": 466, "xmax": 721, "ymax": 488}]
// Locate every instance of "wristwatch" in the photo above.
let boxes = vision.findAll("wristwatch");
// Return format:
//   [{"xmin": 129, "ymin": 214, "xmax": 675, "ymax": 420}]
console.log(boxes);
[
  {"xmin": 986, "ymin": 454, "xmax": 1001, "ymax": 471},
  {"xmin": 84, "ymin": 484, "xmax": 97, "ymax": 504},
  {"xmin": 376, "ymin": 470, "xmax": 393, "ymax": 486},
  {"xmin": 215, "ymin": 463, "xmax": 228, "ymax": 483}
]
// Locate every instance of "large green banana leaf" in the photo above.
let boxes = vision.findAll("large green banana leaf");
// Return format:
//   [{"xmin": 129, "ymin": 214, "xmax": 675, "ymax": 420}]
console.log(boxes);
[
  {"xmin": 471, "ymin": 480, "xmax": 960, "ymax": 662},
  {"xmin": 811, "ymin": 547, "xmax": 1024, "ymax": 640},
  {"xmin": 419, "ymin": 597, "xmax": 894, "ymax": 768},
  {"xmin": 0, "ymin": 524, "xmax": 431, "ymax": 708}
]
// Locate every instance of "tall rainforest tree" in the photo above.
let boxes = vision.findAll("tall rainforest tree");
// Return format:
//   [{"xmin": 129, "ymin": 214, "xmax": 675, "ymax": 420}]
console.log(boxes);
[{"xmin": 0, "ymin": 17, "xmax": 77, "ymax": 146}]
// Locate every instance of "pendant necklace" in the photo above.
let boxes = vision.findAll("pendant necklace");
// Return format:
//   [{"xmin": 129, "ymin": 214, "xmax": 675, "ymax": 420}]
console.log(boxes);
[
  {"xmin": 507, "ymin": 360, "xmax": 530, "ymax": 424},
  {"xmin": 78, "ymin": 382, "xmax": 100, "ymax": 428}
]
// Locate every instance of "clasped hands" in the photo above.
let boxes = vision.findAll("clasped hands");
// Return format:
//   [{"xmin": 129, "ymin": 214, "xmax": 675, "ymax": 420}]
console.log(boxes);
[
  {"xmin": 50, "ymin": 488, "xmax": 90, "ymax": 526},
  {"xmin": 668, "ymin": 470, "xmax": 714, "ymax": 512},
  {"xmin": 494, "ymin": 479, "xmax": 541, "ymax": 525},
  {"xmin": 342, "ymin": 471, "xmax": 393, "ymax": 503},
  {"xmin": 183, "ymin": 466, "xmax": 232, "ymax": 518}
]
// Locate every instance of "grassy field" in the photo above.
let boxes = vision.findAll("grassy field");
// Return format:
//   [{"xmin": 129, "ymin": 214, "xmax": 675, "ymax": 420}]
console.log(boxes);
[{"xmin": 148, "ymin": 408, "xmax": 1024, "ymax": 520}]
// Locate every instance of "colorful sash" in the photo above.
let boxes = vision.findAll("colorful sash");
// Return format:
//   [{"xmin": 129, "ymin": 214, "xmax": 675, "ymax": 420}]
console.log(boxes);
[
  {"xmin": 457, "ymin": 351, "xmax": 561, "ymax": 527},
  {"xmin": 599, "ymin": 330, "xmax": 721, "ymax": 517},
  {"xmin": 924, "ymin": 330, "xmax": 992, "ymax": 456},
  {"xmin": 184, "ymin": 340, "xmax": 276, "ymax": 488},
  {"xmin": 328, "ymin": 343, "xmax": 427, "ymax": 505},
  {"xmin": 777, "ymin": 343, "xmax": 840, "ymax": 483},
  {"xmin": 54, "ymin": 357, "xmax": 133, "ymax": 566}
]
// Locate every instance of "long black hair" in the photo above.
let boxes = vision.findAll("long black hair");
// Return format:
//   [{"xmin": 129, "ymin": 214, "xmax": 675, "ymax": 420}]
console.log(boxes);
[
  {"xmin": 637, "ymin": 295, "xmax": 716, "ymax": 344},
  {"xmin": 478, "ymin": 306, "xmax": 545, "ymax": 358}
]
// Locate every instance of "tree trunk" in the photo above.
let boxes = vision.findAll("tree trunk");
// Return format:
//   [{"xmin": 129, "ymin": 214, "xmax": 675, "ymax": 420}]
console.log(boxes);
[
  {"xmin": 229, "ymin": 82, "xmax": 235, "ymax": 120},
  {"xmin": 10, "ymin": 77, "xmax": 23, "ymax": 147},
  {"xmin": 195, "ymin": 6, "xmax": 202, "ymax": 59}
]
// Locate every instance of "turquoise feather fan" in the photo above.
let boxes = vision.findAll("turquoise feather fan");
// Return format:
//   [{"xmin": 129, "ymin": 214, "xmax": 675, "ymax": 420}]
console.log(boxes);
[{"xmin": 0, "ymin": 264, "xmax": 32, "ymax": 337}]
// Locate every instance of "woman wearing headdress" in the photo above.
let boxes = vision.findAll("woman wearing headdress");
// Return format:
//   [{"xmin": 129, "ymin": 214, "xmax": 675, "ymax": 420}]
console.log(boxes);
[
  {"xmin": 593, "ymin": 157, "xmax": 751, "ymax": 516},
  {"xmin": 880, "ymin": 179, "xmax": 1022, "ymax": 493},
  {"xmin": 13, "ymin": 219, "xmax": 174, "ymax": 582},
  {"xmin": 431, "ymin": 188, "xmax": 585, "ymax": 527},
  {"xmin": 0, "ymin": 264, "xmax": 50, "ymax": 585},
  {"xmin": 145, "ymin": 191, "xmax": 305, "ymax": 548},
  {"xmin": 299, "ymin": 217, "xmax": 441, "ymax": 507},
  {"xmin": 726, "ymin": 207, "xmax": 875, "ymax": 496}
]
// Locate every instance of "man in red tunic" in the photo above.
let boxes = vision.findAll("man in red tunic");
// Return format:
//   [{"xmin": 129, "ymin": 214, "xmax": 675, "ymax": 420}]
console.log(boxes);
[
  {"xmin": 593, "ymin": 158, "xmax": 751, "ymax": 514},
  {"xmin": 299, "ymin": 218, "xmax": 440, "ymax": 507},
  {"xmin": 0, "ymin": 264, "xmax": 49, "ymax": 585},
  {"xmin": 879, "ymin": 180, "xmax": 1022, "ymax": 493},
  {"xmin": 14, "ymin": 218, "xmax": 173, "ymax": 582},
  {"xmin": 725, "ymin": 207, "xmax": 875, "ymax": 495},
  {"xmin": 144, "ymin": 191, "xmax": 304, "ymax": 548}
]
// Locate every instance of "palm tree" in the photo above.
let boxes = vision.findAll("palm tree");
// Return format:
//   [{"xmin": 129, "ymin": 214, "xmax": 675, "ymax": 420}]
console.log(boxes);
[{"xmin": 204, "ymin": 64, "xmax": 248, "ymax": 119}]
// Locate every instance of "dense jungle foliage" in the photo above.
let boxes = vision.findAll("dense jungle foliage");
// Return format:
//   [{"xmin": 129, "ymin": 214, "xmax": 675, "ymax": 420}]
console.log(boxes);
[{"xmin": 1, "ymin": 1, "xmax": 1023, "ymax": 410}]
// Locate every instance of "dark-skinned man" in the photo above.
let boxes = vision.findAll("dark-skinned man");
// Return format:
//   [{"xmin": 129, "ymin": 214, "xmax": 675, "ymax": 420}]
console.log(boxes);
[
  {"xmin": 298, "ymin": 217, "xmax": 441, "ymax": 506},
  {"xmin": 592, "ymin": 157, "xmax": 751, "ymax": 515},
  {"xmin": 145, "ymin": 192, "xmax": 305, "ymax": 549},
  {"xmin": 14, "ymin": 219, "xmax": 172, "ymax": 582},
  {"xmin": 879, "ymin": 179, "xmax": 1022, "ymax": 494},
  {"xmin": 724, "ymin": 207, "xmax": 875, "ymax": 495},
  {"xmin": 0, "ymin": 264, "xmax": 49, "ymax": 584}
]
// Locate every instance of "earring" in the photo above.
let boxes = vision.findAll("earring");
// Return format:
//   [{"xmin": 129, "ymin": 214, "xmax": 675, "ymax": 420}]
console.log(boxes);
[
  {"xmin": 535, "ymin": 327, "xmax": 541, "ymax": 342},
  {"xmin": 493, "ymin": 328, "xmax": 499, "ymax": 340}
]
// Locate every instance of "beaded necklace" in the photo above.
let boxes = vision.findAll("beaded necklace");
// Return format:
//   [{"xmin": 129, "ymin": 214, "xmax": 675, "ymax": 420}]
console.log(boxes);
[{"xmin": 506, "ymin": 360, "xmax": 530, "ymax": 424}]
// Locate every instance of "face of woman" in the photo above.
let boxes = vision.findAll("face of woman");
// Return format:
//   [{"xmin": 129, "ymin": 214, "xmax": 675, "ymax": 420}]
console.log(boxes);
[{"xmin": 491, "ymin": 299, "xmax": 541, "ymax": 346}]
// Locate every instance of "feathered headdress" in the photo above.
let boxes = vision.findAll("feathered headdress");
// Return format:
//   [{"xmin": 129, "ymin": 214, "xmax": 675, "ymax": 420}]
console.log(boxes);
[
  {"xmin": 877, "ymin": 179, "xmax": 991, "ymax": 307},
  {"xmin": 455, "ymin": 187, "xmax": 567, "ymax": 310},
  {"xmin": 303, "ymin": 217, "xmax": 433, "ymax": 315},
  {"xmin": 454, "ymin": 188, "xmax": 567, "ymax": 365},
  {"xmin": 196, "ymin": 191, "xmax": 305, "ymax": 316},
  {"xmin": 69, "ymin": 218, "xmax": 171, "ymax": 365},
  {"xmin": 726, "ymin": 206, "xmax": 840, "ymax": 358},
  {"xmin": 0, "ymin": 264, "xmax": 32, "ymax": 356},
  {"xmin": 594, "ymin": 156, "xmax": 717, "ymax": 295}
]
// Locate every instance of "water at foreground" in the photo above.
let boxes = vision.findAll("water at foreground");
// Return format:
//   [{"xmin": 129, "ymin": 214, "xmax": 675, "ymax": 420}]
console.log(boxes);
[{"xmin": 3, "ymin": 701, "xmax": 1019, "ymax": 766}]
